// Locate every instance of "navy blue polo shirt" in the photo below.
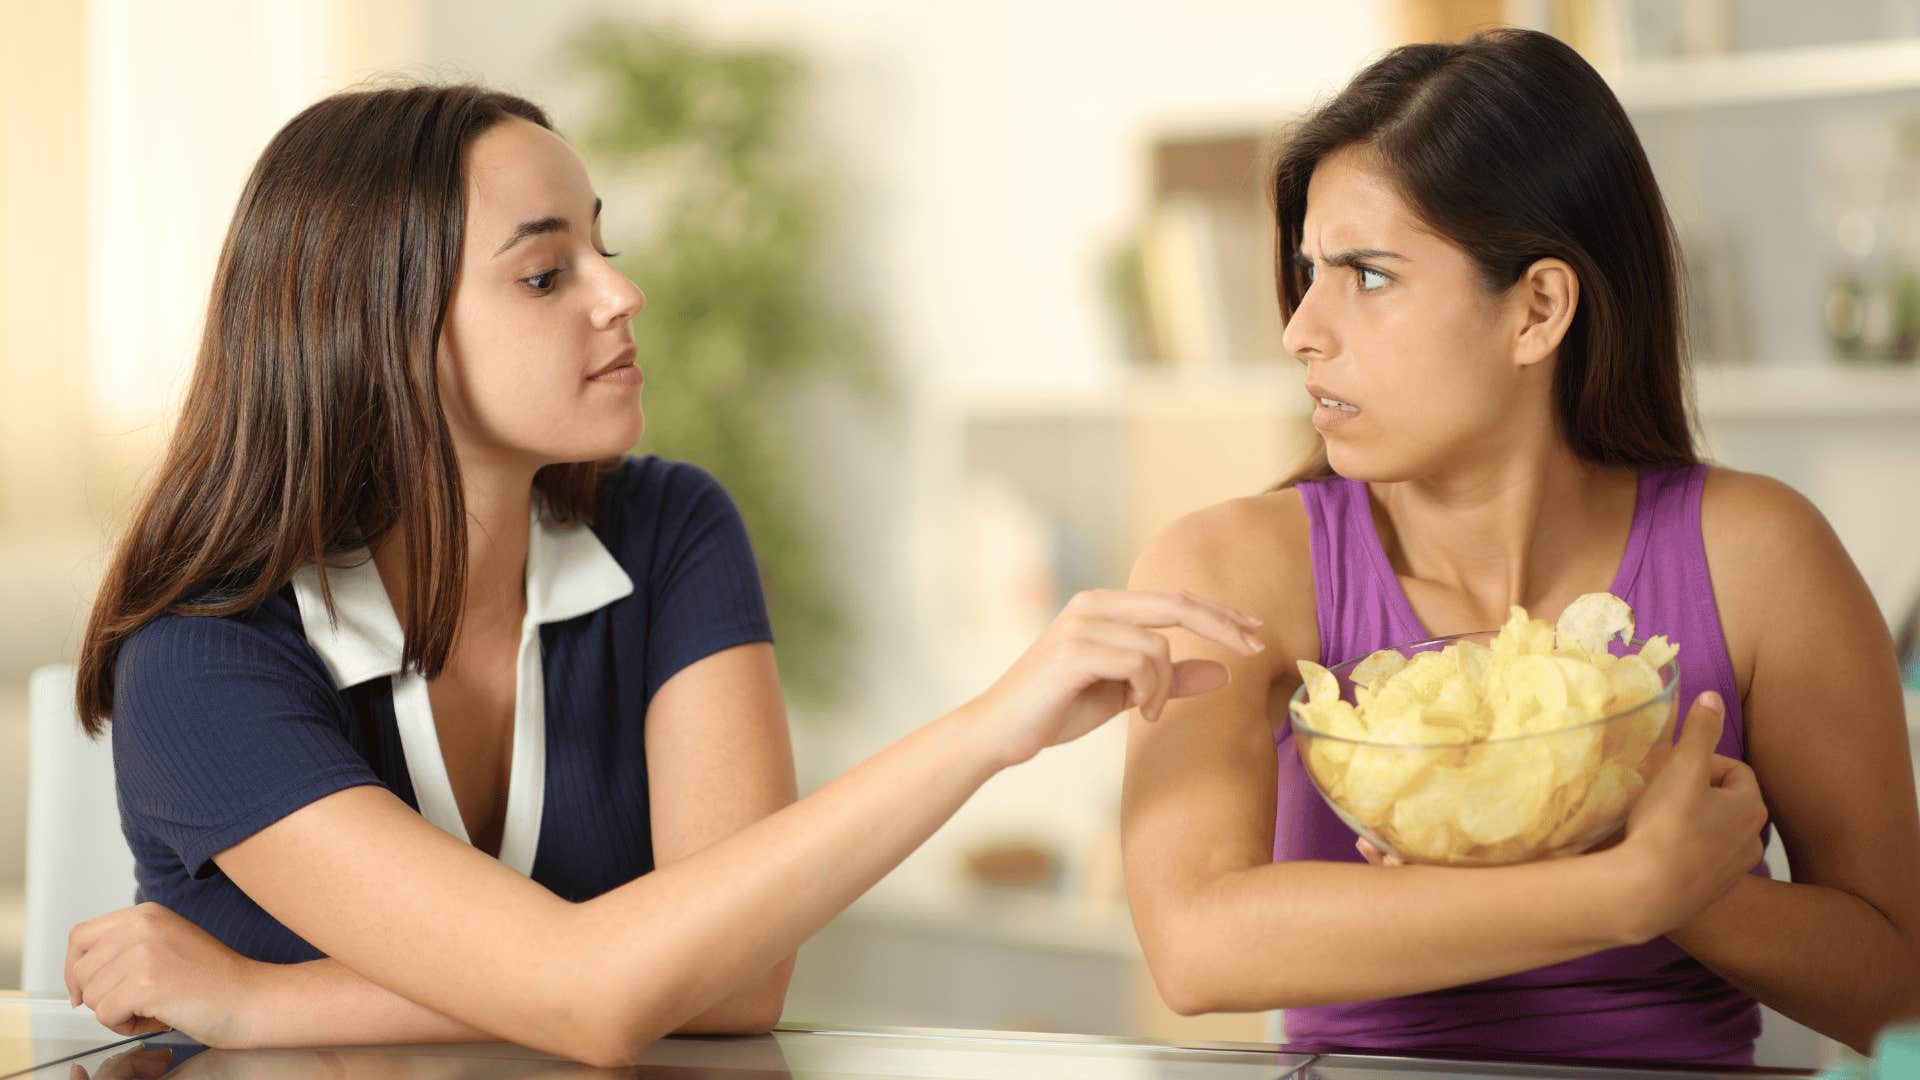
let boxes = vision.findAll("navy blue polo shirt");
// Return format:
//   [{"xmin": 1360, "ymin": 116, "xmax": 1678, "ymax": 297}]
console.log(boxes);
[{"xmin": 109, "ymin": 456, "xmax": 774, "ymax": 964}]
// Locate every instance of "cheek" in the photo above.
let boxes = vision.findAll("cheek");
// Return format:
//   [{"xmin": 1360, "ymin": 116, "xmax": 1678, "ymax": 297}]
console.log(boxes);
[
  {"xmin": 437, "ymin": 306, "xmax": 572, "ymax": 434},
  {"xmin": 1359, "ymin": 302, "xmax": 1512, "ymax": 446}
]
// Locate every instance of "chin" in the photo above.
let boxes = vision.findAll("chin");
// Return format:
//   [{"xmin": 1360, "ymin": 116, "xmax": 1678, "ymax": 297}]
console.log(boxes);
[
  {"xmin": 545, "ymin": 413, "xmax": 645, "ymax": 465},
  {"xmin": 1323, "ymin": 440, "xmax": 1416, "ymax": 485}
]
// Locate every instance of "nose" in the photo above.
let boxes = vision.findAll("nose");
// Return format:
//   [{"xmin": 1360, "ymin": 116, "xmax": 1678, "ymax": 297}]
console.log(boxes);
[
  {"xmin": 594, "ymin": 266, "xmax": 646, "ymax": 329},
  {"xmin": 1281, "ymin": 278, "xmax": 1332, "ymax": 363}
]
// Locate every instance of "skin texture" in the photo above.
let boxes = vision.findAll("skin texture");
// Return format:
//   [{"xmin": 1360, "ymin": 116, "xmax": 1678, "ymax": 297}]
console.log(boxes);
[
  {"xmin": 61, "ymin": 118, "xmax": 1273, "ymax": 1066},
  {"xmin": 1122, "ymin": 146, "xmax": 1920, "ymax": 1054}
]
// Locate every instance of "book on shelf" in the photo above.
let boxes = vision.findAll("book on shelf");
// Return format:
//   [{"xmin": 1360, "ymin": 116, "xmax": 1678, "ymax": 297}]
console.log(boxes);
[{"xmin": 1134, "ymin": 192, "xmax": 1287, "ymax": 370}]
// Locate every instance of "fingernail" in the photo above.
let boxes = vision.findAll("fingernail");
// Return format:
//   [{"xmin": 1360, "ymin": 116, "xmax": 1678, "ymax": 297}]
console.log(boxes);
[
  {"xmin": 1243, "ymin": 633, "xmax": 1266, "ymax": 652},
  {"xmin": 1240, "ymin": 612, "xmax": 1265, "ymax": 628},
  {"xmin": 1701, "ymin": 691, "xmax": 1723, "ymax": 712}
]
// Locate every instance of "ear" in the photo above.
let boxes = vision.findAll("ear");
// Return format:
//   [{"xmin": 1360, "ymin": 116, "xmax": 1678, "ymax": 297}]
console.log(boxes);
[{"xmin": 1510, "ymin": 257, "xmax": 1578, "ymax": 369}]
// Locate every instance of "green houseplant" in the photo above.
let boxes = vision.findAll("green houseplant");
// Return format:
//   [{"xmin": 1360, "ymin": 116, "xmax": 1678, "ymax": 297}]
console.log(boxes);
[{"xmin": 564, "ymin": 18, "xmax": 877, "ymax": 706}]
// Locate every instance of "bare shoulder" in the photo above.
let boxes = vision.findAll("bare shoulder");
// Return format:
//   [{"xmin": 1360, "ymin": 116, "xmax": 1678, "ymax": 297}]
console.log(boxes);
[
  {"xmin": 1698, "ymin": 466, "xmax": 1860, "ymax": 691},
  {"xmin": 1130, "ymin": 486, "xmax": 1318, "ymax": 664},
  {"xmin": 1699, "ymin": 466, "xmax": 1849, "ymax": 583}
]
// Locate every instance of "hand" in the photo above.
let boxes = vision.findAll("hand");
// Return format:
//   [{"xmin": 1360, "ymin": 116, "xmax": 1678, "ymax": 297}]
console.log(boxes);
[
  {"xmin": 66, "ymin": 902, "xmax": 267, "ymax": 1047},
  {"xmin": 962, "ymin": 588, "xmax": 1266, "ymax": 769},
  {"xmin": 1611, "ymin": 691, "xmax": 1769, "ymax": 943}
]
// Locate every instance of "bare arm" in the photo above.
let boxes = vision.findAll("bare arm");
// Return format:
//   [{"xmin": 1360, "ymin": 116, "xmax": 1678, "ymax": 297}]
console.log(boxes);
[
  {"xmin": 1122, "ymin": 494, "xmax": 1759, "ymax": 1015},
  {"xmin": 93, "ymin": 643, "xmax": 797, "ymax": 1050},
  {"xmin": 73, "ymin": 591, "xmax": 1260, "ymax": 1065},
  {"xmin": 1662, "ymin": 471, "xmax": 1920, "ymax": 1052},
  {"xmin": 644, "ymin": 642, "xmax": 799, "ymax": 1034}
]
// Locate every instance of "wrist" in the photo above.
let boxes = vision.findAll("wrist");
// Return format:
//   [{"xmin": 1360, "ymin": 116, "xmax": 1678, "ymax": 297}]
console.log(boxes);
[
  {"xmin": 1584, "ymin": 842, "xmax": 1661, "ymax": 948},
  {"xmin": 934, "ymin": 700, "xmax": 1022, "ymax": 780},
  {"xmin": 231, "ymin": 957, "xmax": 290, "ymax": 1049}
]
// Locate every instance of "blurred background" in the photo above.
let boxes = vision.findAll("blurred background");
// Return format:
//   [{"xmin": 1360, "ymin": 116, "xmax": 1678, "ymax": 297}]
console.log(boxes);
[{"xmin": 3, "ymin": 0, "xmax": 1920, "ymax": 1068}]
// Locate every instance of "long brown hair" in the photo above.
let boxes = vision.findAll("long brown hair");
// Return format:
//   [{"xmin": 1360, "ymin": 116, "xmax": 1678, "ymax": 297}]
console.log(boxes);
[
  {"xmin": 76, "ymin": 83, "xmax": 615, "ymax": 734},
  {"xmin": 1270, "ymin": 26, "xmax": 1699, "ymax": 489}
]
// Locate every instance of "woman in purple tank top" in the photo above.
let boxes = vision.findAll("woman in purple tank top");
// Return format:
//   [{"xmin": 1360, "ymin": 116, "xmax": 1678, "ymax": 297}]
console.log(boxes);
[{"xmin": 1121, "ymin": 28, "xmax": 1920, "ymax": 1067}]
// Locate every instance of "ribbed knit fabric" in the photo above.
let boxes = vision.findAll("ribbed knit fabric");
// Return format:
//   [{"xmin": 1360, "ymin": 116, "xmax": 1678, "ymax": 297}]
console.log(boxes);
[
  {"xmin": 1276, "ymin": 464, "xmax": 1767, "ymax": 1066},
  {"xmin": 110, "ymin": 456, "xmax": 774, "ymax": 963}
]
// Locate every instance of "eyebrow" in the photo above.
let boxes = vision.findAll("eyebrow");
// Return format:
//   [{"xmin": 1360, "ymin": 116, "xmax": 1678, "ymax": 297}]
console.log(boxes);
[
  {"xmin": 1289, "ymin": 247, "xmax": 1407, "ymax": 272},
  {"xmin": 491, "ymin": 196, "xmax": 603, "ymax": 259}
]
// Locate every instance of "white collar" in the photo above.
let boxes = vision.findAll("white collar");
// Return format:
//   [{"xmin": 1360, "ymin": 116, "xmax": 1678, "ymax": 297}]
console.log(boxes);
[{"xmin": 290, "ymin": 502, "xmax": 634, "ymax": 690}]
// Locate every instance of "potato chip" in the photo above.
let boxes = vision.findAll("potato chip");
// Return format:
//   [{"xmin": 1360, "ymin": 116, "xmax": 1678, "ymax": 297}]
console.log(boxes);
[
  {"xmin": 1297, "ymin": 660, "xmax": 1339, "ymax": 706},
  {"xmin": 1555, "ymin": 592, "xmax": 1634, "ymax": 654},
  {"xmin": 1292, "ymin": 590, "xmax": 1681, "ymax": 865},
  {"xmin": 1351, "ymin": 648, "xmax": 1408, "ymax": 689},
  {"xmin": 1638, "ymin": 634, "xmax": 1678, "ymax": 672}
]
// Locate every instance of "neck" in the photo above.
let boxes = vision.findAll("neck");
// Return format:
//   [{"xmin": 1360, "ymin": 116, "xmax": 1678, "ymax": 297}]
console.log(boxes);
[
  {"xmin": 370, "ymin": 458, "xmax": 538, "ymax": 639},
  {"xmin": 1368, "ymin": 429, "xmax": 1634, "ymax": 627}
]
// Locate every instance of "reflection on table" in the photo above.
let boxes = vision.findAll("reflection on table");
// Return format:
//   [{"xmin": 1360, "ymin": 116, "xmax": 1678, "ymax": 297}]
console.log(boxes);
[{"xmin": 1, "ymin": 995, "xmax": 1821, "ymax": 1079}]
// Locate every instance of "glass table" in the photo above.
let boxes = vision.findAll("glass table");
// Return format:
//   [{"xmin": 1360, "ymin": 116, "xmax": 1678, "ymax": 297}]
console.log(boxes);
[{"xmin": 0, "ymin": 997, "xmax": 1821, "ymax": 1079}]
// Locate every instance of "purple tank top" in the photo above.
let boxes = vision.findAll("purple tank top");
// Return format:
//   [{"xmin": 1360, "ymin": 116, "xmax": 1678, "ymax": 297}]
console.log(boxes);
[{"xmin": 1278, "ymin": 464, "xmax": 1765, "ymax": 1066}]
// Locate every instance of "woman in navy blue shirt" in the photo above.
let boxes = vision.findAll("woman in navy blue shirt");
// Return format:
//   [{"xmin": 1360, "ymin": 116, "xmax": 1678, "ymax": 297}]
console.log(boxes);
[{"xmin": 60, "ymin": 84, "xmax": 1263, "ymax": 1066}]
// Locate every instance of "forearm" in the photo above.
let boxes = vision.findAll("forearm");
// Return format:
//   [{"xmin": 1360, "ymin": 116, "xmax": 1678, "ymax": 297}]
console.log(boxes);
[
  {"xmin": 243, "ymin": 957, "xmax": 492, "ymax": 1048},
  {"xmin": 1668, "ymin": 874, "xmax": 1920, "ymax": 1054},
  {"xmin": 1150, "ymin": 848, "xmax": 1639, "ymax": 1014},
  {"xmin": 573, "ymin": 707, "xmax": 1002, "ymax": 1040},
  {"xmin": 673, "ymin": 956, "xmax": 794, "ymax": 1035}
]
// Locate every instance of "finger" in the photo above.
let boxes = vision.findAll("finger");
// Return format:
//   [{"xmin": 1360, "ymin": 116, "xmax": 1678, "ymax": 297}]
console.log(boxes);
[
  {"xmin": 1673, "ymin": 691, "xmax": 1726, "ymax": 772},
  {"xmin": 1355, "ymin": 837, "xmax": 1385, "ymax": 865},
  {"xmin": 65, "ymin": 911, "xmax": 125, "ymax": 1006},
  {"xmin": 1075, "ymin": 641, "xmax": 1160, "ymax": 722},
  {"xmin": 69, "ymin": 936, "xmax": 134, "ymax": 1014},
  {"xmin": 1069, "ymin": 590, "xmax": 1265, "ymax": 656},
  {"xmin": 80, "ymin": 955, "xmax": 136, "ymax": 1022},
  {"xmin": 1177, "ymin": 589, "xmax": 1263, "ymax": 630},
  {"xmin": 1166, "ymin": 658, "xmax": 1229, "ymax": 701},
  {"xmin": 90, "ymin": 981, "xmax": 149, "ymax": 1035},
  {"xmin": 1707, "ymin": 753, "xmax": 1740, "ymax": 783},
  {"xmin": 1076, "ymin": 620, "xmax": 1175, "ymax": 721},
  {"xmin": 1715, "ymin": 758, "xmax": 1760, "ymax": 796}
]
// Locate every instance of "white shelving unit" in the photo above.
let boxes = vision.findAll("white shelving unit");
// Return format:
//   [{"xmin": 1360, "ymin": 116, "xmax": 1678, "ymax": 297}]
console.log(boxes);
[
  {"xmin": 940, "ymin": 362, "xmax": 1920, "ymax": 426},
  {"xmin": 1609, "ymin": 36, "xmax": 1920, "ymax": 113},
  {"xmin": 1694, "ymin": 364, "xmax": 1920, "ymax": 419}
]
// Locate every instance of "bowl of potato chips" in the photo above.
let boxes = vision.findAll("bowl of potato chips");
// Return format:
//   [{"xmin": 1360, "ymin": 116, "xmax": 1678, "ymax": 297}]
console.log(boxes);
[{"xmin": 1288, "ymin": 593, "xmax": 1680, "ymax": 866}]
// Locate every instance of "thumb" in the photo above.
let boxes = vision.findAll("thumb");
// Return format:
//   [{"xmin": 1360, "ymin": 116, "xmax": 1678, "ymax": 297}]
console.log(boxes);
[
  {"xmin": 1674, "ymin": 691, "xmax": 1726, "ymax": 768},
  {"xmin": 1166, "ymin": 658, "xmax": 1230, "ymax": 700}
]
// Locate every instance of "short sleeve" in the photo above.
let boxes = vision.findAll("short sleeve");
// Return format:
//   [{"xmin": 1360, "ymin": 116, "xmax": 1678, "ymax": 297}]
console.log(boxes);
[
  {"xmin": 112, "ymin": 612, "xmax": 384, "ymax": 879},
  {"xmin": 640, "ymin": 462, "xmax": 776, "ymax": 701}
]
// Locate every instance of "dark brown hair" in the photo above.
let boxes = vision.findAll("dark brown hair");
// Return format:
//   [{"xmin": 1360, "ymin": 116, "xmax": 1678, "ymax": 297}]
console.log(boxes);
[
  {"xmin": 1271, "ymin": 26, "xmax": 1699, "ymax": 489},
  {"xmin": 77, "ymin": 83, "xmax": 615, "ymax": 733}
]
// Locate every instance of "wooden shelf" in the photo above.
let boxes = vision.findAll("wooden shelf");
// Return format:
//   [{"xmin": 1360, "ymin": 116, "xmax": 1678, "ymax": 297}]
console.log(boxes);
[{"xmin": 1610, "ymin": 37, "xmax": 1920, "ymax": 113}]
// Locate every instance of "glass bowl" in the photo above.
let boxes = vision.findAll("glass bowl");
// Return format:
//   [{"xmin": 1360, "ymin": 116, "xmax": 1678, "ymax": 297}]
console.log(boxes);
[{"xmin": 1288, "ymin": 630, "xmax": 1680, "ymax": 866}]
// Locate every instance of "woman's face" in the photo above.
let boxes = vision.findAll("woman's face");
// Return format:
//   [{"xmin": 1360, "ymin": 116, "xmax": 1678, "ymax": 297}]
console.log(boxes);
[
  {"xmin": 435, "ymin": 117, "xmax": 647, "ymax": 473},
  {"xmin": 1282, "ymin": 146, "xmax": 1561, "ymax": 482}
]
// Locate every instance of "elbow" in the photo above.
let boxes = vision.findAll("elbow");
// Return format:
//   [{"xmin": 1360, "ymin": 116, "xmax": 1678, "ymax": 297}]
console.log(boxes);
[
  {"xmin": 551, "ymin": 984, "xmax": 676, "ymax": 1069},
  {"xmin": 1152, "ymin": 960, "xmax": 1224, "ymax": 1018},
  {"xmin": 565, "ymin": 1011, "xmax": 666, "ymax": 1070},
  {"xmin": 731, "ymin": 970, "xmax": 792, "ymax": 1035},
  {"xmin": 1138, "ymin": 923, "xmax": 1225, "ymax": 1018},
  {"xmin": 677, "ymin": 957, "xmax": 795, "ymax": 1035},
  {"xmin": 737, "ymin": 956, "xmax": 795, "ymax": 1033}
]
